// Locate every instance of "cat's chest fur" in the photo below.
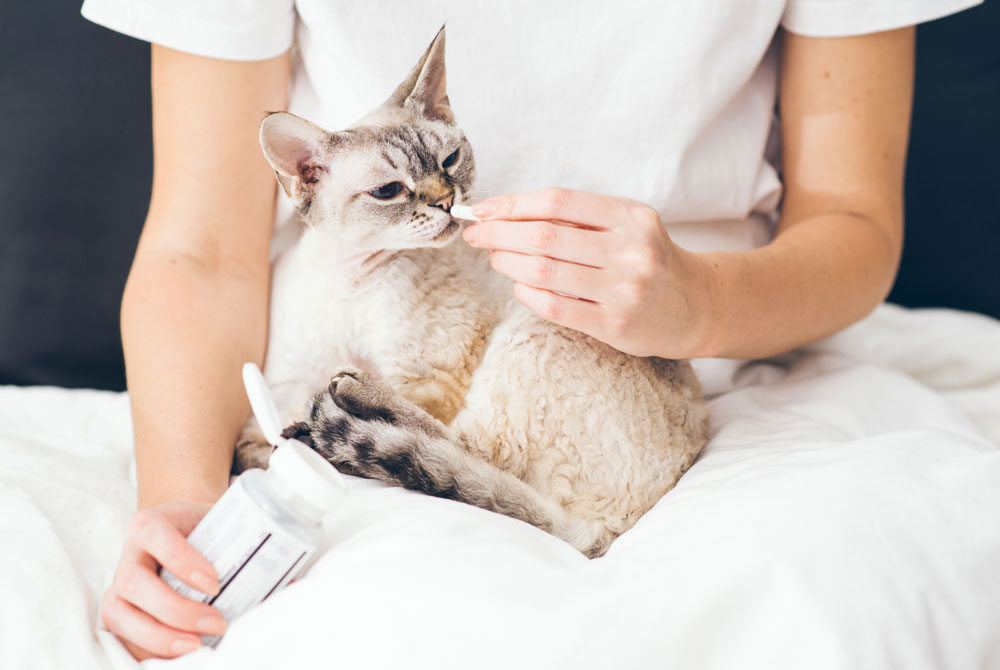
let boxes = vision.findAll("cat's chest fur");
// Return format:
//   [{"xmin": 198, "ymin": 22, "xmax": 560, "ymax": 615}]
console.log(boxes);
[{"xmin": 264, "ymin": 227, "xmax": 504, "ymax": 422}]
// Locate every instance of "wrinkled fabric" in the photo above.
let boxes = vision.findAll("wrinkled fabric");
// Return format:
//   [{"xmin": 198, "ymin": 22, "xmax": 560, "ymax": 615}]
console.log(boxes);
[{"xmin": 2, "ymin": 303, "xmax": 998, "ymax": 670}]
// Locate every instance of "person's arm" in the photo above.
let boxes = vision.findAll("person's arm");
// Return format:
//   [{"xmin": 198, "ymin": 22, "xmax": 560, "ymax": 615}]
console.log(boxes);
[
  {"xmin": 702, "ymin": 27, "xmax": 912, "ymax": 357},
  {"xmin": 127, "ymin": 46, "xmax": 288, "ymax": 506},
  {"xmin": 461, "ymin": 27, "xmax": 913, "ymax": 359},
  {"xmin": 100, "ymin": 45, "xmax": 289, "ymax": 660}
]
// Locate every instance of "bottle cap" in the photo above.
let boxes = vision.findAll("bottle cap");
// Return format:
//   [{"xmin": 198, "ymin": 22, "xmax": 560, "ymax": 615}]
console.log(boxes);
[
  {"xmin": 242, "ymin": 362, "xmax": 347, "ymax": 514},
  {"xmin": 268, "ymin": 439, "xmax": 347, "ymax": 513},
  {"xmin": 242, "ymin": 362, "xmax": 284, "ymax": 446}
]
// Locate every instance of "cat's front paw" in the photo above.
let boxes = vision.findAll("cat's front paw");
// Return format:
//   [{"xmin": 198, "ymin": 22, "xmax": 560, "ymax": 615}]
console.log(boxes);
[
  {"xmin": 305, "ymin": 387, "xmax": 367, "ymax": 477},
  {"xmin": 327, "ymin": 366, "xmax": 403, "ymax": 424},
  {"xmin": 305, "ymin": 365, "xmax": 451, "ymax": 483},
  {"xmin": 280, "ymin": 421, "xmax": 313, "ymax": 447}
]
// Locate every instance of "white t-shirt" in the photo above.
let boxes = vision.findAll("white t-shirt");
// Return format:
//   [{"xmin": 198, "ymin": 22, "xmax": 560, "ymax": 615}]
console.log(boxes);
[{"xmin": 81, "ymin": 0, "xmax": 979, "ymax": 252}]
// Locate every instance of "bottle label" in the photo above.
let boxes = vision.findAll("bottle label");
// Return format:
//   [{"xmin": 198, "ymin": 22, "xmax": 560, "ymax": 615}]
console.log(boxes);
[{"xmin": 161, "ymin": 481, "xmax": 316, "ymax": 647}]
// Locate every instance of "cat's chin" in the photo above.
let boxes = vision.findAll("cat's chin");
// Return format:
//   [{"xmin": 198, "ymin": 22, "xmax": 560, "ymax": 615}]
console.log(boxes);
[
  {"xmin": 377, "ymin": 219, "xmax": 462, "ymax": 252},
  {"xmin": 429, "ymin": 219, "xmax": 462, "ymax": 245}
]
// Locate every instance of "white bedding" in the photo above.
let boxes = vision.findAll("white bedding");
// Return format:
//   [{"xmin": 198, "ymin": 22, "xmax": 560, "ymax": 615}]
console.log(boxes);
[{"xmin": 2, "ymin": 303, "xmax": 999, "ymax": 670}]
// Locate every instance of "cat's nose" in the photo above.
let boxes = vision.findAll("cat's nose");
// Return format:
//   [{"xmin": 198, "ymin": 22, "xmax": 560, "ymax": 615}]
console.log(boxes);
[{"xmin": 430, "ymin": 192, "xmax": 454, "ymax": 211}]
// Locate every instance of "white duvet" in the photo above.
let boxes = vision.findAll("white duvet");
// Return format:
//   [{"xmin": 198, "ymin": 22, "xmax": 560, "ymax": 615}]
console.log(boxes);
[{"xmin": 2, "ymin": 303, "xmax": 999, "ymax": 670}]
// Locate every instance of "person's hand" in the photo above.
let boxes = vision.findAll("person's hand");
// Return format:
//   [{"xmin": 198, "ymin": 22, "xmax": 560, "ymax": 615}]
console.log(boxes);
[
  {"xmin": 462, "ymin": 188, "xmax": 714, "ymax": 359},
  {"xmin": 101, "ymin": 500, "xmax": 228, "ymax": 660}
]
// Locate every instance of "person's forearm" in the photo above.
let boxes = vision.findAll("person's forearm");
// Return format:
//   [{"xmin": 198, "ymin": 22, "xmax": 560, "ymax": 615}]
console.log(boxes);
[
  {"xmin": 689, "ymin": 210, "xmax": 900, "ymax": 359},
  {"xmin": 122, "ymin": 46, "xmax": 288, "ymax": 509},
  {"xmin": 122, "ymin": 250, "xmax": 268, "ymax": 508},
  {"xmin": 680, "ymin": 27, "xmax": 908, "ymax": 360}
]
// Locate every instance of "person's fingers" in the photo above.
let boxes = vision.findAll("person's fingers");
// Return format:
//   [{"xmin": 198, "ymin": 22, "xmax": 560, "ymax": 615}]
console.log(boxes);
[
  {"xmin": 165, "ymin": 502, "xmax": 215, "ymax": 537},
  {"xmin": 490, "ymin": 251, "xmax": 609, "ymax": 303},
  {"xmin": 471, "ymin": 187, "xmax": 638, "ymax": 230},
  {"xmin": 464, "ymin": 219, "xmax": 609, "ymax": 268},
  {"xmin": 120, "ymin": 638, "xmax": 158, "ymax": 662},
  {"xmin": 113, "ymin": 559, "xmax": 227, "ymax": 635},
  {"xmin": 101, "ymin": 592, "xmax": 204, "ymax": 659},
  {"xmin": 128, "ymin": 509, "xmax": 219, "ymax": 594},
  {"xmin": 512, "ymin": 282, "xmax": 606, "ymax": 334}
]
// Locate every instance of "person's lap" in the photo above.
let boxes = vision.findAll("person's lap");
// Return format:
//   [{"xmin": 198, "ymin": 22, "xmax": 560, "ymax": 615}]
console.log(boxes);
[{"xmin": 2, "ymin": 304, "xmax": 998, "ymax": 669}]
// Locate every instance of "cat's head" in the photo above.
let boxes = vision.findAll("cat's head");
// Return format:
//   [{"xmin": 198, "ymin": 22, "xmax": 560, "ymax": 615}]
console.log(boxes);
[{"xmin": 259, "ymin": 26, "xmax": 474, "ymax": 250}]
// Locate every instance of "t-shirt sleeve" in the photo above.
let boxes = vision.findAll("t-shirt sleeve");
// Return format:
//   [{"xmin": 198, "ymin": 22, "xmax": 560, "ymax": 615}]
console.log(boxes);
[
  {"xmin": 782, "ymin": 0, "xmax": 982, "ymax": 37},
  {"xmin": 80, "ymin": 0, "xmax": 295, "ymax": 61}
]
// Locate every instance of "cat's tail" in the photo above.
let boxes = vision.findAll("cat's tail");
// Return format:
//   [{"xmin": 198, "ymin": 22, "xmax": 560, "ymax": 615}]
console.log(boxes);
[
  {"xmin": 405, "ymin": 432, "xmax": 616, "ymax": 558},
  {"xmin": 307, "ymin": 382, "xmax": 614, "ymax": 557}
]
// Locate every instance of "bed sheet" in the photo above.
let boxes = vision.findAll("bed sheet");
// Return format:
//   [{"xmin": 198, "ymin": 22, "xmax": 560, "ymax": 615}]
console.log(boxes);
[{"xmin": 1, "ymin": 303, "xmax": 998, "ymax": 670}]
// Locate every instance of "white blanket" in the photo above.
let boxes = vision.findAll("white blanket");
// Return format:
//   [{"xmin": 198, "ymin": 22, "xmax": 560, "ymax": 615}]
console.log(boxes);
[{"xmin": 2, "ymin": 304, "xmax": 999, "ymax": 670}]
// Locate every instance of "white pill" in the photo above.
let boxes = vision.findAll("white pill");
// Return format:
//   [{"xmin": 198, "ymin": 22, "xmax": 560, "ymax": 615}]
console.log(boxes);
[{"xmin": 450, "ymin": 204, "xmax": 480, "ymax": 222}]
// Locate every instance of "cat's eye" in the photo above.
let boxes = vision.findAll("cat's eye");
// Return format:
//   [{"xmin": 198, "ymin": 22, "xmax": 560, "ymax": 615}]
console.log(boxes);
[
  {"xmin": 369, "ymin": 182, "xmax": 405, "ymax": 200},
  {"xmin": 442, "ymin": 149, "xmax": 460, "ymax": 169}
]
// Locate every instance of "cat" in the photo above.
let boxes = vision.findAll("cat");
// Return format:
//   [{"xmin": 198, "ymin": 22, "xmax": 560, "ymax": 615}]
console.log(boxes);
[{"xmin": 233, "ymin": 26, "xmax": 708, "ymax": 558}]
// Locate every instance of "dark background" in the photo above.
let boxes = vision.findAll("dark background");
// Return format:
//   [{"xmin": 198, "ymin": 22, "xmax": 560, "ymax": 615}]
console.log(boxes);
[{"xmin": 1, "ymin": 3, "xmax": 998, "ymax": 391}]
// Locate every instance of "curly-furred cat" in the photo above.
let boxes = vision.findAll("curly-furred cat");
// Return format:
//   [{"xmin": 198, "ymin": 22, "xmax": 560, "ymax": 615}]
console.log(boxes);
[{"xmin": 234, "ymin": 27, "xmax": 708, "ymax": 558}]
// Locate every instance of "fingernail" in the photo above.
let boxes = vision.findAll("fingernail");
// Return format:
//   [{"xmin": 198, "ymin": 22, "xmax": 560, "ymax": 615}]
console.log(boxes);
[
  {"xmin": 190, "ymin": 571, "xmax": 218, "ymax": 595},
  {"xmin": 462, "ymin": 225, "xmax": 478, "ymax": 244},
  {"xmin": 471, "ymin": 200, "xmax": 497, "ymax": 218},
  {"xmin": 196, "ymin": 615, "xmax": 228, "ymax": 635},
  {"xmin": 171, "ymin": 638, "xmax": 202, "ymax": 655}
]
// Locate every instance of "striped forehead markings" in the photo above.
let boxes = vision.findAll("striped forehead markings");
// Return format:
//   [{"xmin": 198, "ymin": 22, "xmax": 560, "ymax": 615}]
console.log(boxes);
[
  {"xmin": 379, "ymin": 150, "xmax": 398, "ymax": 170},
  {"xmin": 379, "ymin": 126, "xmax": 440, "ymax": 175}
]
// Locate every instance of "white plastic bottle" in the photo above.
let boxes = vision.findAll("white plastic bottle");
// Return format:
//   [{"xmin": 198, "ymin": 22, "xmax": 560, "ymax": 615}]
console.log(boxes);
[{"xmin": 160, "ymin": 363, "xmax": 347, "ymax": 647}]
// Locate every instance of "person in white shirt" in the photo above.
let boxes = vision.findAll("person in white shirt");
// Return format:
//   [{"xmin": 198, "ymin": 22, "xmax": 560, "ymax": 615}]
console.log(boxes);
[{"xmin": 80, "ymin": 0, "xmax": 980, "ymax": 659}]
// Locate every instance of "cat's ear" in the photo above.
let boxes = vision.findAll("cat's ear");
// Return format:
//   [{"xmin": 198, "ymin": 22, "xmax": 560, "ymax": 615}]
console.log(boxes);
[
  {"xmin": 385, "ymin": 24, "xmax": 453, "ymax": 123},
  {"xmin": 259, "ymin": 112, "xmax": 331, "ymax": 200}
]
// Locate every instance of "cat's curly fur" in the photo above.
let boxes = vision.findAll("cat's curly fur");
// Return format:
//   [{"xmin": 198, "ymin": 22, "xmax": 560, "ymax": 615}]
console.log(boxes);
[{"xmin": 234, "ymin": 27, "xmax": 708, "ymax": 558}]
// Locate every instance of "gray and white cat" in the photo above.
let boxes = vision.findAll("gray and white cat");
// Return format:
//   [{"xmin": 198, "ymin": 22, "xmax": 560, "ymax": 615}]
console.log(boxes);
[{"xmin": 234, "ymin": 27, "xmax": 708, "ymax": 558}]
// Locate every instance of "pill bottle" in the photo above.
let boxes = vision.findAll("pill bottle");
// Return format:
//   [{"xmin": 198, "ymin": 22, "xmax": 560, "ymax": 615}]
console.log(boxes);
[{"xmin": 160, "ymin": 363, "xmax": 347, "ymax": 647}]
